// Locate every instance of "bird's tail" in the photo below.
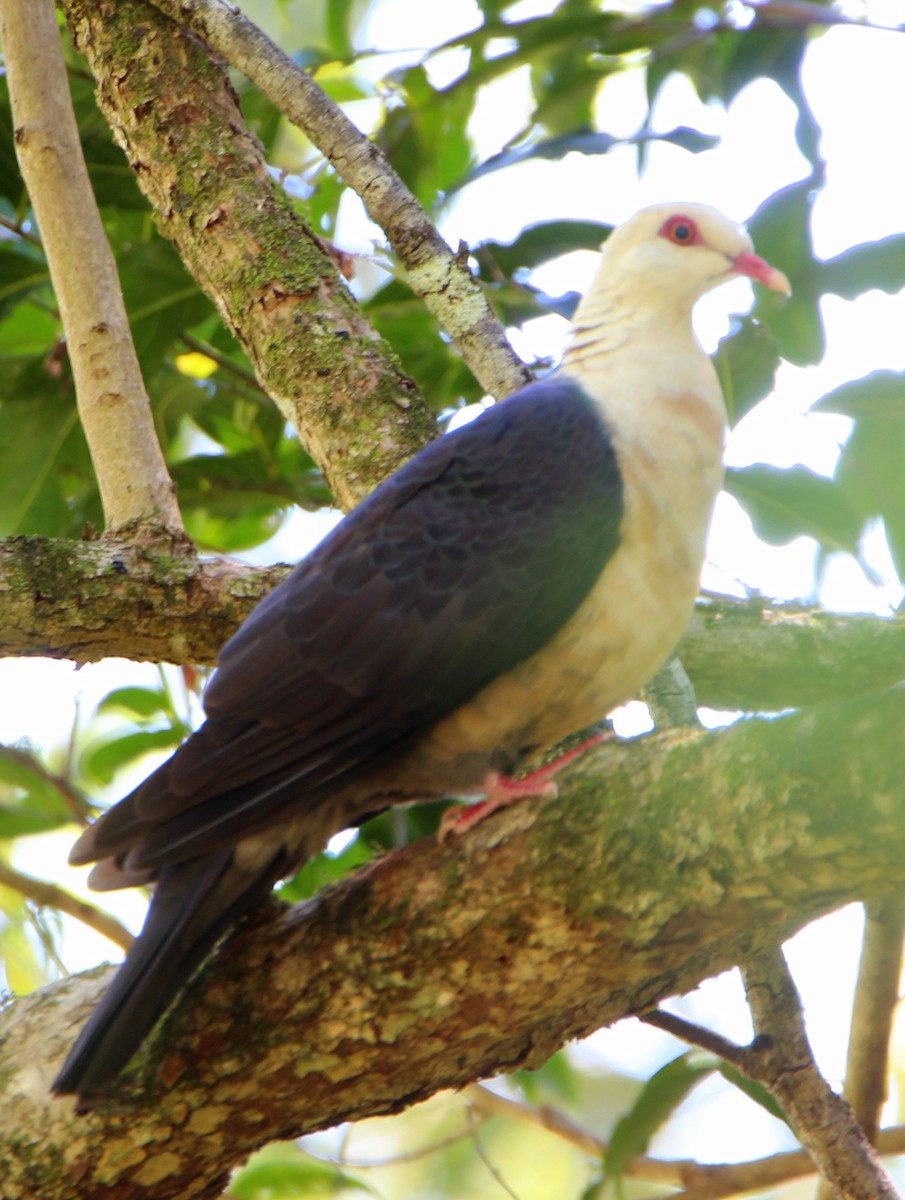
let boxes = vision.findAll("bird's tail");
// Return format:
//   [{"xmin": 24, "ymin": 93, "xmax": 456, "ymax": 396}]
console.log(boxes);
[{"xmin": 52, "ymin": 847, "xmax": 287, "ymax": 1106}]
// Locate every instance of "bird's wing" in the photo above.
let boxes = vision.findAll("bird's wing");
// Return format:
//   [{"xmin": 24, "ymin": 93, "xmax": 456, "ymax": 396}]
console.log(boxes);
[{"xmin": 75, "ymin": 376, "xmax": 623, "ymax": 870}]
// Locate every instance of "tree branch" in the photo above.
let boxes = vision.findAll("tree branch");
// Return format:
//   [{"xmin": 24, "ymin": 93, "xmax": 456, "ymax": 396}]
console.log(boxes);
[
  {"xmin": 682, "ymin": 598, "xmax": 905, "ymax": 710},
  {"xmin": 0, "ymin": 862, "xmax": 133, "ymax": 954},
  {"xmin": 465, "ymin": 1087, "xmax": 905, "ymax": 1199},
  {"xmin": 1, "ymin": 537, "xmax": 901, "ymax": 715},
  {"xmin": 0, "ymin": 533, "xmax": 287, "ymax": 665},
  {"xmin": 147, "ymin": 0, "xmax": 532, "ymax": 403},
  {"xmin": 60, "ymin": 0, "xmax": 439, "ymax": 510},
  {"xmin": 4, "ymin": 689, "xmax": 905, "ymax": 1198},
  {"xmin": 841, "ymin": 899, "xmax": 905, "ymax": 1143},
  {"xmin": 1, "ymin": 0, "xmax": 182, "ymax": 532},
  {"xmin": 740, "ymin": 949, "xmax": 900, "ymax": 1200}
]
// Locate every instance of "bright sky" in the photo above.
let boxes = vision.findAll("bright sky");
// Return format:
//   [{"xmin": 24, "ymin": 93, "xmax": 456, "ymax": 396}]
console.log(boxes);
[{"xmin": 4, "ymin": 0, "xmax": 905, "ymax": 1168}]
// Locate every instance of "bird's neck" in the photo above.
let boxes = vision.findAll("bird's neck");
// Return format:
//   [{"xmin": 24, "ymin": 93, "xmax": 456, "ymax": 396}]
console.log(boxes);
[
  {"xmin": 562, "ymin": 275, "xmax": 698, "ymax": 374},
  {"xmin": 560, "ymin": 275, "xmax": 727, "ymax": 459}
]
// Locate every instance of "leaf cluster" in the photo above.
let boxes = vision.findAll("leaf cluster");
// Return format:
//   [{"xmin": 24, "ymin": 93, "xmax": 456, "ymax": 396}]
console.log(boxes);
[{"xmin": 2, "ymin": 3, "xmax": 905, "ymax": 1196}]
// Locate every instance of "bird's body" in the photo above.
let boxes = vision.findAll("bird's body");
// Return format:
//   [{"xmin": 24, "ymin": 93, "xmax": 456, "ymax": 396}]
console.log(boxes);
[{"xmin": 53, "ymin": 204, "xmax": 789, "ymax": 1103}]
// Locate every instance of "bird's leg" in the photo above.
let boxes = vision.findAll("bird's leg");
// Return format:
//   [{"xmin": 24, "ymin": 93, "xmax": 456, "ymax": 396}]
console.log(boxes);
[{"xmin": 439, "ymin": 729, "xmax": 612, "ymax": 839}]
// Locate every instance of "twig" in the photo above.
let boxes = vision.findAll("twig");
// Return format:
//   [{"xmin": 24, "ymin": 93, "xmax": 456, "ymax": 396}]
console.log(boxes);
[
  {"xmin": 0, "ymin": 743, "xmax": 92, "ymax": 824},
  {"xmin": 148, "ymin": 0, "xmax": 532, "ymax": 403},
  {"xmin": 1, "ymin": 0, "xmax": 183, "ymax": 533},
  {"xmin": 0, "ymin": 211, "xmax": 43, "ymax": 248},
  {"xmin": 178, "ymin": 333, "xmax": 264, "ymax": 392},
  {"xmin": 0, "ymin": 861, "xmax": 133, "ymax": 952},
  {"xmin": 319, "ymin": 1120, "xmax": 485, "ymax": 1169},
  {"xmin": 468, "ymin": 1083, "xmax": 905, "ymax": 1199},
  {"xmin": 465, "ymin": 1099, "xmax": 523, "ymax": 1200},
  {"xmin": 465, "ymin": 1084, "xmax": 605, "ymax": 1160},
  {"xmin": 639, "ymin": 1009, "xmax": 750, "ymax": 1066},
  {"xmin": 741, "ymin": 947, "xmax": 900, "ymax": 1200}
]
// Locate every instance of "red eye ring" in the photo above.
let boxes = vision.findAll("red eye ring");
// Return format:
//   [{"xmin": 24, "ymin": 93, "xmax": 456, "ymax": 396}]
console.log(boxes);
[{"xmin": 659, "ymin": 214, "xmax": 701, "ymax": 246}]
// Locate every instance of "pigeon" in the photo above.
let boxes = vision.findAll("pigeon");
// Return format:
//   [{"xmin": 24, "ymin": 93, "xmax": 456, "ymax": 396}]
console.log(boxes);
[{"xmin": 53, "ymin": 203, "xmax": 789, "ymax": 1102}]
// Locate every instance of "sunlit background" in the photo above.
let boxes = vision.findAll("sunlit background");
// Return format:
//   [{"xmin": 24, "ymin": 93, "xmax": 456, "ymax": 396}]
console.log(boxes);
[{"xmin": 4, "ymin": 0, "xmax": 905, "ymax": 1192}]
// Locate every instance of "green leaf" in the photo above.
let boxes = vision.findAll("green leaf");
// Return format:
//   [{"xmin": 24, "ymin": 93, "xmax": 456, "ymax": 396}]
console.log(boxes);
[
  {"xmin": 118, "ymin": 239, "xmax": 214, "ymax": 373},
  {"xmin": 0, "ymin": 245, "xmax": 50, "ymax": 319},
  {"xmin": 96, "ymin": 686, "xmax": 174, "ymax": 722},
  {"xmin": 0, "ymin": 78, "xmax": 25, "ymax": 208},
  {"xmin": 364, "ymin": 280, "xmax": 480, "ymax": 412},
  {"xmin": 279, "ymin": 835, "xmax": 374, "ymax": 903},
  {"xmin": 457, "ymin": 127, "xmax": 717, "ymax": 191},
  {"xmin": 513, "ymin": 1048, "xmax": 580, "ymax": 1105},
  {"xmin": 832, "ymin": 418, "xmax": 905, "ymax": 581},
  {"xmin": 325, "ymin": 0, "xmax": 356, "ymax": 60},
  {"xmin": 748, "ymin": 181, "xmax": 823, "ymax": 366},
  {"xmin": 379, "ymin": 65, "xmax": 475, "ymax": 205},
  {"xmin": 477, "ymin": 220, "xmax": 611, "ymax": 277},
  {"xmin": 0, "ymin": 359, "xmax": 99, "ymax": 537},
  {"xmin": 714, "ymin": 316, "xmax": 783, "ymax": 427},
  {"xmin": 820, "ymin": 236, "xmax": 905, "ymax": 300},
  {"xmin": 183, "ymin": 500, "xmax": 288, "ymax": 554},
  {"xmin": 812, "ymin": 371, "xmax": 905, "ymax": 421},
  {"xmin": 604, "ymin": 1053, "xmax": 716, "ymax": 1184},
  {"xmin": 716, "ymin": 1062, "xmax": 791, "ymax": 1127},
  {"xmin": 724, "ymin": 465, "xmax": 862, "ymax": 556},
  {"xmin": 0, "ymin": 748, "xmax": 74, "ymax": 839},
  {"xmin": 81, "ymin": 727, "xmax": 187, "ymax": 788}
]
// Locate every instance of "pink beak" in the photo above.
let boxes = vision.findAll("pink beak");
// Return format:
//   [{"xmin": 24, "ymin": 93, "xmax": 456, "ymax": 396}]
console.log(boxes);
[{"xmin": 731, "ymin": 251, "xmax": 791, "ymax": 295}]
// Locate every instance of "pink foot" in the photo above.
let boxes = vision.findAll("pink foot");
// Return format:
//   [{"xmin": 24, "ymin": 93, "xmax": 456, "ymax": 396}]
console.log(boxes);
[{"xmin": 438, "ymin": 730, "xmax": 611, "ymax": 839}]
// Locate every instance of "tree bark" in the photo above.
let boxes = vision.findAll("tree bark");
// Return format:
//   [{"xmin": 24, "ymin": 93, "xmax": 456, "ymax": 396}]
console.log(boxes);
[
  {"xmin": 1, "ymin": 533, "xmax": 902, "ymax": 714},
  {"xmin": 3, "ymin": 688, "xmax": 905, "ymax": 1198},
  {"xmin": 2, "ymin": 0, "xmax": 182, "ymax": 532},
  {"xmin": 146, "ymin": 0, "xmax": 532, "ymax": 403},
  {"xmin": 61, "ymin": 0, "xmax": 439, "ymax": 511}
]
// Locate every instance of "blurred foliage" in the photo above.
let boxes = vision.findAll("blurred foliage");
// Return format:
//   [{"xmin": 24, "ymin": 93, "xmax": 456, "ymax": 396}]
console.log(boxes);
[
  {"xmin": 2, "ymin": 0, "xmax": 904, "ymax": 1196},
  {"xmin": 0, "ymin": 0, "xmax": 900, "ymax": 576}
]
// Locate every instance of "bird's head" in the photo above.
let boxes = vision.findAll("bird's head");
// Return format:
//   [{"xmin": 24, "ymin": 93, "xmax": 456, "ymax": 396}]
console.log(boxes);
[{"xmin": 600, "ymin": 203, "xmax": 791, "ymax": 305}]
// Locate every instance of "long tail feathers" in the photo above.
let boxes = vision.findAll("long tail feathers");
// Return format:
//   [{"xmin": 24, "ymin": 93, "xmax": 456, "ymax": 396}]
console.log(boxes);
[{"xmin": 53, "ymin": 848, "xmax": 287, "ymax": 1106}]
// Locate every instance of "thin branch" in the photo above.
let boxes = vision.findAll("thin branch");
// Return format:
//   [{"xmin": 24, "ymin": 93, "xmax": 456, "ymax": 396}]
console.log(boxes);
[
  {"xmin": 741, "ymin": 948, "xmax": 900, "ymax": 1200},
  {"xmin": 816, "ymin": 899, "xmax": 905, "ymax": 1200},
  {"xmin": 639, "ymin": 1009, "xmax": 750, "ymax": 1067},
  {"xmin": 469, "ymin": 1085, "xmax": 905, "ymax": 1199},
  {"xmin": 465, "ymin": 1084, "xmax": 605, "ymax": 1160},
  {"xmin": 465, "ymin": 1102, "xmax": 524, "ymax": 1200},
  {"xmin": 842, "ymin": 899, "xmax": 905, "ymax": 1142},
  {"xmin": 0, "ymin": 0, "xmax": 182, "ymax": 533},
  {"xmin": 319, "ymin": 1114, "xmax": 488, "ymax": 1169},
  {"xmin": 0, "ymin": 861, "xmax": 133, "ymax": 952},
  {"xmin": 0, "ymin": 212, "xmax": 43, "ymax": 248},
  {"xmin": 0, "ymin": 744, "xmax": 92, "ymax": 824},
  {"xmin": 147, "ymin": 0, "xmax": 532, "ymax": 403}
]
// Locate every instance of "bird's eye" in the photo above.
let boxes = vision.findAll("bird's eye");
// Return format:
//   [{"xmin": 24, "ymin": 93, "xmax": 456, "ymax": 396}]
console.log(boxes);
[{"xmin": 659, "ymin": 215, "xmax": 699, "ymax": 246}]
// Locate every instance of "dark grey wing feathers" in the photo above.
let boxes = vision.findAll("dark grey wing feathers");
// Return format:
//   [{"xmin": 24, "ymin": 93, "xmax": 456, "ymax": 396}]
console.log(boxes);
[{"xmin": 80, "ymin": 377, "xmax": 623, "ymax": 869}]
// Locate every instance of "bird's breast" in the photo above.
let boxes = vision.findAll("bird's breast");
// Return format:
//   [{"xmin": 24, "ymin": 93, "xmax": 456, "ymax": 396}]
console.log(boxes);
[{"xmin": 407, "ymin": 384, "xmax": 725, "ymax": 785}]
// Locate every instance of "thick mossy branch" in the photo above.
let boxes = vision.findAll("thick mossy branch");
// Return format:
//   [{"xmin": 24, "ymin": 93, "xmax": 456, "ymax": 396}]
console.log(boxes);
[
  {"xmin": 1, "ymin": 534, "xmax": 902, "ymax": 714},
  {"xmin": 147, "ymin": 0, "xmax": 532, "ymax": 403},
  {"xmin": 61, "ymin": 0, "xmax": 438, "ymax": 510},
  {"xmin": 0, "ymin": 533, "xmax": 285, "ymax": 665},
  {"xmin": 3, "ymin": 689, "xmax": 905, "ymax": 1198}
]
